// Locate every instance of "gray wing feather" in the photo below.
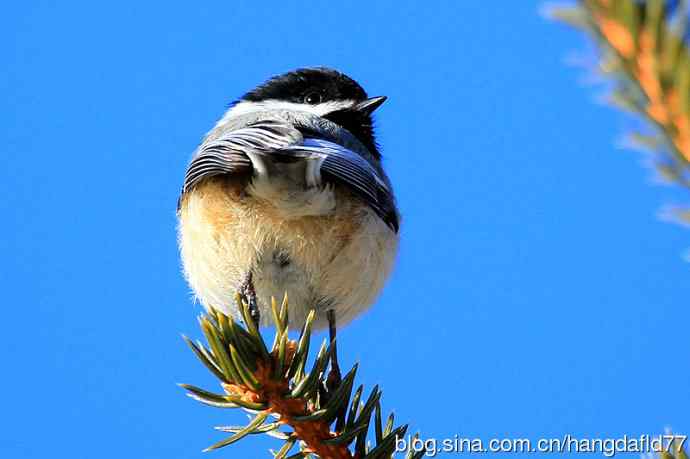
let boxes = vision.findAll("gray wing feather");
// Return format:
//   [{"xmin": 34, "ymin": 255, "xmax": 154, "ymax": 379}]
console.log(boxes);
[
  {"xmin": 281, "ymin": 138, "xmax": 399, "ymax": 232},
  {"xmin": 180, "ymin": 121, "xmax": 398, "ymax": 232},
  {"xmin": 181, "ymin": 120, "xmax": 301, "ymax": 195}
]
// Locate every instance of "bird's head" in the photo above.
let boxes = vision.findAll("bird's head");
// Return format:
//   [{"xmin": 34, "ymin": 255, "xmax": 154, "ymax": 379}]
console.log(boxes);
[{"xmin": 226, "ymin": 67, "xmax": 387, "ymax": 158}]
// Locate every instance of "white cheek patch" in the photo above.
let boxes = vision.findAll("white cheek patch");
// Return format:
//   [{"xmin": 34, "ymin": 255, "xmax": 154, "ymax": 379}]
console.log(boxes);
[{"xmin": 216, "ymin": 99, "xmax": 356, "ymax": 128}]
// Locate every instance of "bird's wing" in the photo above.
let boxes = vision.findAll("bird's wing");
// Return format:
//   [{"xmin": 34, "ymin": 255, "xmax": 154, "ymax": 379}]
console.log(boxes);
[
  {"xmin": 180, "ymin": 120, "xmax": 302, "ymax": 195},
  {"xmin": 180, "ymin": 121, "xmax": 398, "ymax": 232},
  {"xmin": 280, "ymin": 138, "xmax": 399, "ymax": 233}
]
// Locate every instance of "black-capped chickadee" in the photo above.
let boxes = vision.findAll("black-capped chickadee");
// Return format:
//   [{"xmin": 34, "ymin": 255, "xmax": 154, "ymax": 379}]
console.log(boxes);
[{"xmin": 177, "ymin": 67, "xmax": 399, "ymax": 332}]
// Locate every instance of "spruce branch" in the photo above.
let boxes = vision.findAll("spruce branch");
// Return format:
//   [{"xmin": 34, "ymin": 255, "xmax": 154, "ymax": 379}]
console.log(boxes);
[
  {"xmin": 660, "ymin": 433, "xmax": 689, "ymax": 459},
  {"xmin": 548, "ymin": 0, "xmax": 690, "ymax": 227},
  {"xmin": 180, "ymin": 293, "xmax": 425, "ymax": 458}
]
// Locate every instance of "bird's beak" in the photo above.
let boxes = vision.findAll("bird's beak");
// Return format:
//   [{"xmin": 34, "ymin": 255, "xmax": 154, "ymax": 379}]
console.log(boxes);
[{"xmin": 354, "ymin": 96, "xmax": 387, "ymax": 115}]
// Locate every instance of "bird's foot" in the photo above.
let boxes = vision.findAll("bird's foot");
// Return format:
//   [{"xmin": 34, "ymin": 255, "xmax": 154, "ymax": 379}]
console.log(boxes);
[
  {"xmin": 326, "ymin": 309, "xmax": 342, "ymax": 390},
  {"xmin": 239, "ymin": 271, "xmax": 260, "ymax": 328},
  {"xmin": 325, "ymin": 309, "xmax": 348, "ymax": 430}
]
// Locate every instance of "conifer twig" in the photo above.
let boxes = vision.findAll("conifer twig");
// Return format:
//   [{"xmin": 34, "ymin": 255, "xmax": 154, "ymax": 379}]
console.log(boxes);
[
  {"xmin": 549, "ymin": 0, "xmax": 690, "ymax": 227},
  {"xmin": 180, "ymin": 293, "xmax": 425, "ymax": 458}
]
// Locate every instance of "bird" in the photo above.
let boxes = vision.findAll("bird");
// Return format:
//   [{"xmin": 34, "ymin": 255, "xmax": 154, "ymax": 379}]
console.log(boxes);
[{"xmin": 177, "ymin": 67, "xmax": 399, "ymax": 336}]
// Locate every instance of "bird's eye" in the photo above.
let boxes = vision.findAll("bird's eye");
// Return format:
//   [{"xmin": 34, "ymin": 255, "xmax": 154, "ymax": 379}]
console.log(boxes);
[{"xmin": 304, "ymin": 92, "xmax": 322, "ymax": 105}]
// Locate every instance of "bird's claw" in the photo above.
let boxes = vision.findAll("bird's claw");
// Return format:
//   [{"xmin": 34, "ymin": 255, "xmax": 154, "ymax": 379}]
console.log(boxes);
[{"xmin": 239, "ymin": 271, "xmax": 260, "ymax": 328}]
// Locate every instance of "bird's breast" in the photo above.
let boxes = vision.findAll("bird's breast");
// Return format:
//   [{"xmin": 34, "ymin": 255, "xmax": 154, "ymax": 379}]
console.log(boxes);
[{"xmin": 177, "ymin": 176, "xmax": 398, "ymax": 328}]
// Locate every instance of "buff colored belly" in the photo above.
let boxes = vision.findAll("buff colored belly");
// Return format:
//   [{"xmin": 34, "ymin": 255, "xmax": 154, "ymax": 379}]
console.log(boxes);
[{"xmin": 177, "ymin": 177, "xmax": 398, "ymax": 329}]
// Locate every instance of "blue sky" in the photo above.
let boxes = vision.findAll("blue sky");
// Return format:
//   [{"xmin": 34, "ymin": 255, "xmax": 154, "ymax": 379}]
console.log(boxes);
[{"xmin": 2, "ymin": 1, "xmax": 689, "ymax": 458}]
